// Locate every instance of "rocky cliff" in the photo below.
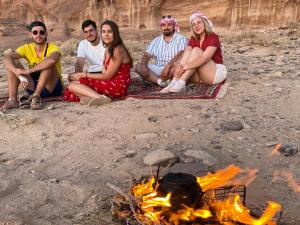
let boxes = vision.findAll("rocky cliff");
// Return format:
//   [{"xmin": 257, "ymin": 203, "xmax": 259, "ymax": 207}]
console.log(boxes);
[{"xmin": 0, "ymin": 0, "xmax": 299, "ymax": 37}]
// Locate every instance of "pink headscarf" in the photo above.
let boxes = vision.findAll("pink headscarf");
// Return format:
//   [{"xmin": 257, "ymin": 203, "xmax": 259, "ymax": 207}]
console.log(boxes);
[
  {"xmin": 160, "ymin": 16, "xmax": 180, "ymax": 32},
  {"xmin": 189, "ymin": 12, "xmax": 214, "ymax": 31}
]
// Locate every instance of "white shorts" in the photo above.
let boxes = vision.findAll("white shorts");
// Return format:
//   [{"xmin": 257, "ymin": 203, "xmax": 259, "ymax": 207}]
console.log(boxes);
[
  {"xmin": 148, "ymin": 64, "xmax": 164, "ymax": 76},
  {"xmin": 213, "ymin": 64, "xmax": 227, "ymax": 84}
]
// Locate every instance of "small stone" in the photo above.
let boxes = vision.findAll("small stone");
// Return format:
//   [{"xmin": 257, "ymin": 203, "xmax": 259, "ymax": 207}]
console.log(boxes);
[
  {"xmin": 263, "ymin": 83, "xmax": 272, "ymax": 87},
  {"xmin": 135, "ymin": 132, "xmax": 158, "ymax": 140},
  {"xmin": 49, "ymin": 178, "xmax": 60, "ymax": 184},
  {"xmin": 143, "ymin": 149, "xmax": 176, "ymax": 166},
  {"xmin": 278, "ymin": 144, "xmax": 298, "ymax": 157},
  {"xmin": 124, "ymin": 150, "xmax": 137, "ymax": 158},
  {"xmin": 275, "ymin": 88, "xmax": 283, "ymax": 92},
  {"xmin": 266, "ymin": 141, "xmax": 278, "ymax": 147},
  {"xmin": 191, "ymin": 128, "xmax": 200, "ymax": 134},
  {"xmin": 243, "ymin": 123, "xmax": 251, "ymax": 129},
  {"xmin": 230, "ymin": 154, "xmax": 238, "ymax": 158},
  {"xmin": 184, "ymin": 115, "xmax": 192, "ymax": 119},
  {"xmin": 148, "ymin": 116, "xmax": 158, "ymax": 123},
  {"xmin": 272, "ymin": 71, "xmax": 283, "ymax": 77},
  {"xmin": 184, "ymin": 150, "xmax": 219, "ymax": 167},
  {"xmin": 221, "ymin": 121, "xmax": 244, "ymax": 131},
  {"xmin": 237, "ymin": 47, "xmax": 247, "ymax": 54},
  {"xmin": 47, "ymin": 104, "xmax": 55, "ymax": 110}
]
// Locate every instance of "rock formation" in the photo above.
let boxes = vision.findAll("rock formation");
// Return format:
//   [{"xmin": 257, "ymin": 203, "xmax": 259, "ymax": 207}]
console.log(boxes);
[{"xmin": 0, "ymin": 0, "xmax": 299, "ymax": 37}]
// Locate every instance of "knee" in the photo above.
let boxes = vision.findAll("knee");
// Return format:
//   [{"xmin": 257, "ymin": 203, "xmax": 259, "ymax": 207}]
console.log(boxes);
[
  {"xmin": 192, "ymin": 47, "xmax": 203, "ymax": 55},
  {"xmin": 185, "ymin": 46, "xmax": 193, "ymax": 52}
]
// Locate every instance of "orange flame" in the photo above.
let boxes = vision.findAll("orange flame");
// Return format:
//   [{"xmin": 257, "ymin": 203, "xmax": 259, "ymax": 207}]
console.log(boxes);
[
  {"xmin": 132, "ymin": 177, "xmax": 156, "ymax": 198},
  {"xmin": 197, "ymin": 165, "xmax": 247, "ymax": 191},
  {"xmin": 214, "ymin": 195, "xmax": 281, "ymax": 225},
  {"xmin": 273, "ymin": 170, "xmax": 300, "ymax": 193},
  {"xmin": 131, "ymin": 165, "xmax": 282, "ymax": 225},
  {"xmin": 169, "ymin": 205, "xmax": 212, "ymax": 225}
]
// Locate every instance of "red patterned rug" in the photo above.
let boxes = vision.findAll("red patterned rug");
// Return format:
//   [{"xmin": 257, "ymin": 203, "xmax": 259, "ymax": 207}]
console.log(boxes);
[
  {"xmin": 127, "ymin": 78, "xmax": 229, "ymax": 99},
  {"xmin": 0, "ymin": 78, "xmax": 229, "ymax": 107}
]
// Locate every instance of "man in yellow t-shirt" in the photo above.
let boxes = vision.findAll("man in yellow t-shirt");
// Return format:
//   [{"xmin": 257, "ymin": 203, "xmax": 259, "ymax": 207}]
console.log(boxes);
[{"xmin": 2, "ymin": 21, "xmax": 63, "ymax": 110}]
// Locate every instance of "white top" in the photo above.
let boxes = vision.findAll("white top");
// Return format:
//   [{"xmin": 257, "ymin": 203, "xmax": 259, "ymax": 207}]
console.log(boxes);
[
  {"xmin": 77, "ymin": 39, "xmax": 106, "ymax": 72},
  {"xmin": 146, "ymin": 33, "xmax": 187, "ymax": 66}
]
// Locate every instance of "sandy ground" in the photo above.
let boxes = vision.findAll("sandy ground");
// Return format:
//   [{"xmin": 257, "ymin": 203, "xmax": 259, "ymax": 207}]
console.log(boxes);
[{"xmin": 0, "ymin": 25, "xmax": 299, "ymax": 225}]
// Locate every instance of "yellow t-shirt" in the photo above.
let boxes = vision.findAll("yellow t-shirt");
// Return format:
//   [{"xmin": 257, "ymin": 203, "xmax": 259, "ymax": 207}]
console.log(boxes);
[{"xmin": 15, "ymin": 43, "xmax": 62, "ymax": 80}]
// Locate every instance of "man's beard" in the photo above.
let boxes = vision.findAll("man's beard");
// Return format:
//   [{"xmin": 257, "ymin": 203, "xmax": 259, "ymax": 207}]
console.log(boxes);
[
  {"xmin": 34, "ymin": 38, "xmax": 47, "ymax": 45},
  {"xmin": 89, "ymin": 35, "xmax": 98, "ymax": 44},
  {"xmin": 163, "ymin": 29, "xmax": 175, "ymax": 37}
]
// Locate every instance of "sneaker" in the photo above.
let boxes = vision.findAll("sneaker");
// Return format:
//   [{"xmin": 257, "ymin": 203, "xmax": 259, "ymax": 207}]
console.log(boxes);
[
  {"xmin": 157, "ymin": 78, "xmax": 168, "ymax": 87},
  {"xmin": 169, "ymin": 80, "xmax": 186, "ymax": 93},
  {"xmin": 160, "ymin": 80, "xmax": 177, "ymax": 93}
]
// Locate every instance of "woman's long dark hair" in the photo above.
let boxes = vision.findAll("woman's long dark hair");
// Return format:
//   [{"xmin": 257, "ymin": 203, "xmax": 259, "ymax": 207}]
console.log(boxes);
[{"xmin": 101, "ymin": 20, "xmax": 133, "ymax": 67}]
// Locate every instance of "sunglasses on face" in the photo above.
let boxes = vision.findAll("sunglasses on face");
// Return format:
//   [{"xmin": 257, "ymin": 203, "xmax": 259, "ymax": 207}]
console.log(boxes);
[
  {"xmin": 161, "ymin": 15, "xmax": 172, "ymax": 19},
  {"xmin": 32, "ymin": 30, "xmax": 46, "ymax": 35}
]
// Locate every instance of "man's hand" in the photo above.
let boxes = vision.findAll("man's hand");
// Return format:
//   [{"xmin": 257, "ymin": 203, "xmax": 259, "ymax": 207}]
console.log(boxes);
[
  {"xmin": 69, "ymin": 72, "xmax": 86, "ymax": 81},
  {"xmin": 160, "ymin": 64, "xmax": 171, "ymax": 81},
  {"xmin": 19, "ymin": 75, "xmax": 29, "ymax": 89},
  {"xmin": 14, "ymin": 68, "xmax": 27, "ymax": 77},
  {"xmin": 141, "ymin": 64, "xmax": 150, "ymax": 78},
  {"xmin": 173, "ymin": 63, "xmax": 185, "ymax": 78}
]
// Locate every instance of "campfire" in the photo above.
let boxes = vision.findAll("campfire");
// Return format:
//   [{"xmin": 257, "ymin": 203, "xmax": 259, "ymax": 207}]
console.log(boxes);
[{"xmin": 110, "ymin": 165, "xmax": 282, "ymax": 225}]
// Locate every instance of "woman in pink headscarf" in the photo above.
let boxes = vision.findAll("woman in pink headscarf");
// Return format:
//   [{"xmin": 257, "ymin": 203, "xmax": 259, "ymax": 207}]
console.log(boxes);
[{"xmin": 161, "ymin": 12, "xmax": 227, "ymax": 93}]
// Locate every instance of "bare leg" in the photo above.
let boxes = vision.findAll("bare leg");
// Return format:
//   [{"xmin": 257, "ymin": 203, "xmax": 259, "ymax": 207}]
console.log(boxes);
[
  {"xmin": 33, "ymin": 66, "xmax": 60, "ymax": 96},
  {"xmin": 180, "ymin": 47, "xmax": 216, "ymax": 84},
  {"xmin": 6, "ymin": 59, "xmax": 27, "ymax": 100},
  {"xmin": 68, "ymin": 82, "xmax": 102, "ymax": 99},
  {"xmin": 135, "ymin": 63, "xmax": 159, "ymax": 84},
  {"xmin": 179, "ymin": 46, "xmax": 193, "ymax": 65}
]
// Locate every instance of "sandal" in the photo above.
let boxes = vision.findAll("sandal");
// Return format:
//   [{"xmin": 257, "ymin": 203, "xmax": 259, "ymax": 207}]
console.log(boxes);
[
  {"xmin": 88, "ymin": 95, "xmax": 111, "ymax": 107},
  {"xmin": 80, "ymin": 96, "xmax": 92, "ymax": 105},
  {"xmin": 30, "ymin": 95, "xmax": 43, "ymax": 110},
  {"xmin": 18, "ymin": 94, "xmax": 30, "ymax": 109},
  {"xmin": 1, "ymin": 98, "xmax": 19, "ymax": 110}
]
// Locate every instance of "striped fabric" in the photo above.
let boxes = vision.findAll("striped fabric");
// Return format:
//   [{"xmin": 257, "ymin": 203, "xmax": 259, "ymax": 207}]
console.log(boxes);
[{"xmin": 146, "ymin": 33, "xmax": 187, "ymax": 66}]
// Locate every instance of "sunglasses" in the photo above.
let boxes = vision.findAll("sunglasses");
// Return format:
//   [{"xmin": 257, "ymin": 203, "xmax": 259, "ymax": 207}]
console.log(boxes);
[
  {"xmin": 162, "ymin": 15, "xmax": 172, "ymax": 19},
  {"xmin": 32, "ymin": 30, "xmax": 46, "ymax": 35}
]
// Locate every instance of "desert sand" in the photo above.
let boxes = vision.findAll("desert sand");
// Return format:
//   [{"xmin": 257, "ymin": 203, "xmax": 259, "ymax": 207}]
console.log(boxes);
[{"xmin": 0, "ymin": 24, "xmax": 299, "ymax": 225}]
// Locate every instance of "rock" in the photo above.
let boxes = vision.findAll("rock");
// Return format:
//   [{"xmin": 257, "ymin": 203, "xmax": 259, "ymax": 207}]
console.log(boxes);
[
  {"xmin": 278, "ymin": 144, "xmax": 298, "ymax": 157},
  {"xmin": 47, "ymin": 104, "xmax": 55, "ymax": 110},
  {"xmin": 148, "ymin": 116, "xmax": 158, "ymax": 123},
  {"xmin": 221, "ymin": 121, "xmax": 244, "ymax": 131},
  {"xmin": 135, "ymin": 132, "xmax": 158, "ymax": 140},
  {"xmin": 190, "ymin": 128, "xmax": 200, "ymax": 134},
  {"xmin": 272, "ymin": 71, "xmax": 283, "ymax": 77},
  {"xmin": 143, "ymin": 150, "xmax": 176, "ymax": 166},
  {"xmin": 183, "ymin": 150, "xmax": 219, "ymax": 167},
  {"xmin": 237, "ymin": 47, "xmax": 247, "ymax": 54},
  {"xmin": 124, "ymin": 150, "xmax": 137, "ymax": 158},
  {"xmin": 48, "ymin": 178, "xmax": 60, "ymax": 184}
]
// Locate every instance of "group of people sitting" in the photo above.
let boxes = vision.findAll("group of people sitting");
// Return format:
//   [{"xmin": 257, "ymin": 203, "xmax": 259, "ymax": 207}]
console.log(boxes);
[{"xmin": 1, "ymin": 12, "xmax": 227, "ymax": 110}]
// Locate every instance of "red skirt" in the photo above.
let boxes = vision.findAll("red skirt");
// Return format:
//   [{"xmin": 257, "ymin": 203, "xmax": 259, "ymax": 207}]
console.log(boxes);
[{"xmin": 64, "ymin": 64, "xmax": 131, "ymax": 102}]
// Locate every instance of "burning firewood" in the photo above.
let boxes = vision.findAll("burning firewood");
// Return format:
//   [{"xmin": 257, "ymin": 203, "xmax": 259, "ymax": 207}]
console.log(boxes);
[{"xmin": 108, "ymin": 165, "xmax": 282, "ymax": 225}]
